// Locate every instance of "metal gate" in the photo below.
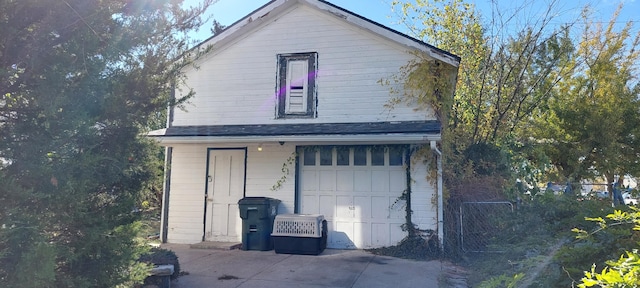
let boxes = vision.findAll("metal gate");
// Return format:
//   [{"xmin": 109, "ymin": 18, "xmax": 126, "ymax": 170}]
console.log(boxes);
[{"xmin": 460, "ymin": 201, "xmax": 514, "ymax": 252}]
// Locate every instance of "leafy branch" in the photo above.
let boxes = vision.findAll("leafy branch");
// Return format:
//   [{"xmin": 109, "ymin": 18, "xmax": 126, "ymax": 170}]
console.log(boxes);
[{"xmin": 573, "ymin": 207, "xmax": 640, "ymax": 287}]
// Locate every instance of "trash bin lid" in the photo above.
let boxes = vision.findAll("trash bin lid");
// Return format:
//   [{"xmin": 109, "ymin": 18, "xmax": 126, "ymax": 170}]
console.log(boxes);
[{"xmin": 238, "ymin": 197, "xmax": 280, "ymax": 205}]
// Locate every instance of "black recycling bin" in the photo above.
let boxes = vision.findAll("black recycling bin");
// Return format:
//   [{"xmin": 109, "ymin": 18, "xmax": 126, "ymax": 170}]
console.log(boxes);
[{"xmin": 238, "ymin": 197, "xmax": 281, "ymax": 251}]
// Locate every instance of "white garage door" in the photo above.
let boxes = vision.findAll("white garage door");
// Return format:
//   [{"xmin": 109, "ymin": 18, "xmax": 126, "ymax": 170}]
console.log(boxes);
[{"xmin": 299, "ymin": 146, "xmax": 407, "ymax": 249}]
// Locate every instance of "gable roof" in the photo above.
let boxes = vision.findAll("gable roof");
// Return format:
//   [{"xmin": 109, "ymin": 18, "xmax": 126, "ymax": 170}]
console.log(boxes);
[{"xmin": 195, "ymin": 0, "xmax": 460, "ymax": 67}]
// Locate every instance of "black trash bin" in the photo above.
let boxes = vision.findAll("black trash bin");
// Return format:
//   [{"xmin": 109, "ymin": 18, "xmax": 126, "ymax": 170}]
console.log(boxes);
[{"xmin": 238, "ymin": 197, "xmax": 281, "ymax": 251}]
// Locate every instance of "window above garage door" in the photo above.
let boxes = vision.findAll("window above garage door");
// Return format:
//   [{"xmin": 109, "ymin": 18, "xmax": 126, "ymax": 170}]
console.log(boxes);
[{"xmin": 300, "ymin": 145, "xmax": 407, "ymax": 168}]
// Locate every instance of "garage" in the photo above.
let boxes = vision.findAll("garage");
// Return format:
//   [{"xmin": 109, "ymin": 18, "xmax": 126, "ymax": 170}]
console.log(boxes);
[{"xmin": 299, "ymin": 146, "xmax": 408, "ymax": 249}]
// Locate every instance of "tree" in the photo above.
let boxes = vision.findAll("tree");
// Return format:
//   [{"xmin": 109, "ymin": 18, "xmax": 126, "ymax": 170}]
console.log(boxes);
[
  {"xmin": 532, "ymin": 6, "xmax": 640, "ymax": 188},
  {"xmin": 388, "ymin": 0, "xmax": 583, "ymax": 261},
  {"xmin": 0, "ymin": 0, "xmax": 211, "ymax": 286},
  {"xmin": 389, "ymin": 0, "xmax": 640, "ymax": 284},
  {"xmin": 389, "ymin": 0, "xmax": 575, "ymax": 198},
  {"xmin": 211, "ymin": 19, "xmax": 227, "ymax": 36}
]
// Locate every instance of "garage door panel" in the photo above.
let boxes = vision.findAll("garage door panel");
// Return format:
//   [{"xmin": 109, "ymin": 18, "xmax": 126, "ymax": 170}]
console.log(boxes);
[
  {"xmin": 354, "ymin": 222, "xmax": 370, "ymax": 248},
  {"xmin": 302, "ymin": 170, "xmax": 317, "ymax": 191},
  {"xmin": 390, "ymin": 198, "xmax": 406, "ymax": 219},
  {"xmin": 354, "ymin": 170, "xmax": 371, "ymax": 192},
  {"xmin": 372, "ymin": 222, "xmax": 389, "ymax": 247},
  {"xmin": 335, "ymin": 221, "xmax": 356, "ymax": 248},
  {"xmin": 354, "ymin": 196, "xmax": 370, "ymax": 219},
  {"xmin": 337, "ymin": 170, "xmax": 354, "ymax": 192},
  {"xmin": 319, "ymin": 195, "xmax": 335, "ymax": 219},
  {"xmin": 371, "ymin": 196, "xmax": 388, "ymax": 219},
  {"xmin": 389, "ymin": 223, "xmax": 405, "ymax": 244},
  {"xmin": 302, "ymin": 195, "xmax": 319, "ymax": 214},
  {"xmin": 371, "ymin": 170, "xmax": 389, "ymax": 192},
  {"xmin": 319, "ymin": 170, "xmax": 336, "ymax": 191},
  {"xmin": 389, "ymin": 170, "xmax": 405, "ymax": 193},
  {"xmin": 326, "ymin": 220, "xmax": 334, "ymax": 245},
  {"xmin": 336, "ymin": 196, "xmax": 353, "ymax": 218}
]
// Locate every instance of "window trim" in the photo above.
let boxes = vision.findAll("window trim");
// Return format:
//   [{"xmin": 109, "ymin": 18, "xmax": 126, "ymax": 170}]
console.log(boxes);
[{"xmin": 276, "ymin": 52, "xmax": 317, "ymax": 118}]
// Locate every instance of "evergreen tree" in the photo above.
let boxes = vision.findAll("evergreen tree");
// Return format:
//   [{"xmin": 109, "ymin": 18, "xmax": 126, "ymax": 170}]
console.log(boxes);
[{"xmin": 0, "ymin": 0, "xmax": 211, "ymax": 286}]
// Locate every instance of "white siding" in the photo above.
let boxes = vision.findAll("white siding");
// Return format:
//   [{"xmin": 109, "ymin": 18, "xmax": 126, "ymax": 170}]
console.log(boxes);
[
  {"xmin": 165, "ymin": 143, "xmax": 297, "ymax": 244},
  {"xmin": 245, "ymin": 143, "xmax": 296, "ymax": 214},
  {"xmin": 173, "ymin": 5, "xmax": 436, "ymax": 126},
  {"xmin": 166, "ymin": 145, "xmax": 208, "ymax": 244},
  {"xmin": 410, "ymin": 154, "xmax": 438, "ymax": 231}
]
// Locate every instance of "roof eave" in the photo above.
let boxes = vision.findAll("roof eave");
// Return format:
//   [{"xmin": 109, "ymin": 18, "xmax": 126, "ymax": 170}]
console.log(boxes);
[{"xmin": 150, "ymin": 133, "xmax": 440, "ymax": 145}]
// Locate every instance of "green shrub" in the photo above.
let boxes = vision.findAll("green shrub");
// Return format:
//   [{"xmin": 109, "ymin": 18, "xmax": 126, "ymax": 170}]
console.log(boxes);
[
  {"xmin": 572, "ymin": 208, "xmax": 640, "ymax": 287},
  {"xmin": 555, "ymin": 206, "xmax": 639, "ymax": 287}
]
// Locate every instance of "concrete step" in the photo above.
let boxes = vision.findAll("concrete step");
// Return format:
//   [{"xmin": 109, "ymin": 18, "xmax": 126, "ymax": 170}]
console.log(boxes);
[{"xmin": 189, "ymin": 241, "xmax": 241, "ymax": 250}]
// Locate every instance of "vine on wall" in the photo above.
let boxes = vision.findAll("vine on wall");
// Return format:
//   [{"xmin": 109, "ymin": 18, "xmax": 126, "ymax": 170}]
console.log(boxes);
[{"xmin": 270, "ymin": 152, "xmax": 296, "ymax": 191}]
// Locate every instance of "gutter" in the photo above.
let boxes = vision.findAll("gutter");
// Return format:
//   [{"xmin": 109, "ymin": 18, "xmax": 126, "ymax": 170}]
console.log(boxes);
[
  {"xmin": 150, "ymin": 134, "xmax": 440, "ymax": 145},
  {"xmin": 430, "ymin": 140, "xmax": 444, "ymax": 252}
]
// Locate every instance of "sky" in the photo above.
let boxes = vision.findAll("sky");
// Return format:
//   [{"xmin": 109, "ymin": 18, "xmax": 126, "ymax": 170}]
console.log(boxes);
[{"xmin": 183, "ymin": 0, "xmax": 640, "ymax": 44}]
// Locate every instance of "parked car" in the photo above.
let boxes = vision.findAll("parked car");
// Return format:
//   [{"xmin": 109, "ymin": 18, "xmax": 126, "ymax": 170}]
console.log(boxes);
[
  {"xmin": 623, "ymin": 192, "xmax": 638, "ymax": 205},
  {"xmin": 595, "ymin": 191, "xmax": 609, "ymax": 199}
]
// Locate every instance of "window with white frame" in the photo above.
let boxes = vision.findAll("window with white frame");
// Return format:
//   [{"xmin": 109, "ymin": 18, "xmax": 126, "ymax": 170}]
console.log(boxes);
[{"xmin": 276, "ymin": 52, "xmax": 317, "ymax": 118}]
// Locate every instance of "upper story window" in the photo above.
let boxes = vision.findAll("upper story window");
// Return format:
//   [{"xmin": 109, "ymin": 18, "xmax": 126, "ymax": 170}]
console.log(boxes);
[{"xmin": 277, "ymin": 52, "xmax": 317, "ymax": 118}]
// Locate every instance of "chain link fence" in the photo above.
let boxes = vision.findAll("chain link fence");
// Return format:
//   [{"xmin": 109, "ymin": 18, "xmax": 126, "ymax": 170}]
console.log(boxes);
[{"xmin": 459, "ymin": 201, "xmax": 514, "ymax": 253}]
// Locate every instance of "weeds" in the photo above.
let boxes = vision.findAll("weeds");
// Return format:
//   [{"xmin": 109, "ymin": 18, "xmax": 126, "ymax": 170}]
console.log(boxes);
[{"xmin": 462, "ymin": 194, "xmax": 616, "ymax": 287}]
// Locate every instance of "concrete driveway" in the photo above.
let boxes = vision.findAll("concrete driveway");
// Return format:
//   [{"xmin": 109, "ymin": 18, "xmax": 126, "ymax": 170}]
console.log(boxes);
[{"xmin": 163, "ymin": 244, "xmax": 449, "ymax": 288}]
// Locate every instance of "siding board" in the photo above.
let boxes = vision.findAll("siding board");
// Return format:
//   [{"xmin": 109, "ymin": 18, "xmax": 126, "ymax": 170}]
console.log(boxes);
[{"xmin": 172, "ymin": 5, "xmax": 436, "ymax": 127}]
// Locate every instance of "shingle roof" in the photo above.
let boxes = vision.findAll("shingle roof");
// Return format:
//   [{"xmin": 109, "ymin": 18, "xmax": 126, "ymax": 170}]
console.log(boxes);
[{"xmin": 153, "ymin": 120, "xmax": 440, "ymax": 137}]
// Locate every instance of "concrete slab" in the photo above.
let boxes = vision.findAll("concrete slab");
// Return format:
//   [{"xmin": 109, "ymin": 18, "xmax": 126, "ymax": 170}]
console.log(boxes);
[
  {"xmin": 252, "ymin": 250, "xmax": 371, "ymax": 287},
  {"xmin": 352, "ymin": 255, "xmax": 442, "ymax": 288},
  {"xmin": 164, "ymin": 244, "xmax": 448, "ymax": 288}
]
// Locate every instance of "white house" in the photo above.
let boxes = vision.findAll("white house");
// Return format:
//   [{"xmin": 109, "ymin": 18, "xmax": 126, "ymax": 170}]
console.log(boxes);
[{"xmin": 149, "ymin": 0, "xmax": 460, "ymax": 249}]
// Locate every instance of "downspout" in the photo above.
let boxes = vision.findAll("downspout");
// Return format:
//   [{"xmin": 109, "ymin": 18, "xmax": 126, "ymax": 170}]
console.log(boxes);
[
  {"xmin": 160, "ymin": 81, "xmax": 176, "ymax": 243},
  {"xmin": 431, "ymin": 141, "xmax": 444, "ymax": 252},
  {"xmin": 161, "ymin": 147, "xmax": 173, "ymax": 243},
  {"xmin": 294, "ymin": 146, "xmax": 301, "ymax": 214}
]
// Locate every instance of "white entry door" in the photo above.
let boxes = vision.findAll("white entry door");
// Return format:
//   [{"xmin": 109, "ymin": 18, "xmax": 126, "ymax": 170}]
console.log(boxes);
[{"xmin": 204, "ymin": 149, "xmax": 245, "ymax": 242}]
